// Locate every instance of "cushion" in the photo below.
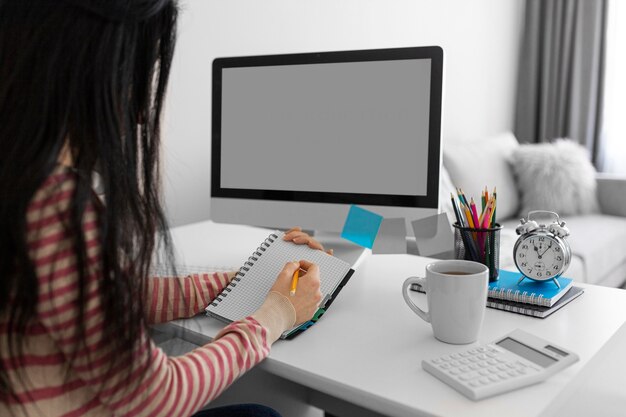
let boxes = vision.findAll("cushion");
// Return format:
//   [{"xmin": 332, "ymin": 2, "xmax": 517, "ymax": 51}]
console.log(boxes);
[
  {"xmin": 562, "ymin": 214, "xmax": 626, "ymax": 284},
  {"xmin": 443, "ymin": 132, "xmax": 520, "ymax": 221},
  {"xmin": 510, "ymin": 139, "xmax": 600, "ymax": 217}
]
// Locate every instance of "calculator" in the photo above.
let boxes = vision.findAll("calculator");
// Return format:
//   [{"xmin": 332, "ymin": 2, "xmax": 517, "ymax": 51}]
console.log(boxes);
[{"xmin": 422, "ymin": 329, "xmax": 579, "ymax": 400}]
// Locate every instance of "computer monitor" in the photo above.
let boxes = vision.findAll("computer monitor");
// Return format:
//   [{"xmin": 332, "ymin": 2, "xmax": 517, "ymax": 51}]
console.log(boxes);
[{"xmin": 211, "ymin": 46, "xmax": 443, "ymax": 259}]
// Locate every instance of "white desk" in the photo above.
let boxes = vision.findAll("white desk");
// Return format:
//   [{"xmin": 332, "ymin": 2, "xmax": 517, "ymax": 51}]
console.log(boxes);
[{"xmin": 163, "ymin": 221, "xmax": 626, "ymax": 417}]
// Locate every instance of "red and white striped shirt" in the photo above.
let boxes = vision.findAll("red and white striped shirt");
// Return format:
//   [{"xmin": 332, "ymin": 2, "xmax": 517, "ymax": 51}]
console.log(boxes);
[{"xmin": 0, "ymin": 165, "xmax": 295, "ymax": 416}]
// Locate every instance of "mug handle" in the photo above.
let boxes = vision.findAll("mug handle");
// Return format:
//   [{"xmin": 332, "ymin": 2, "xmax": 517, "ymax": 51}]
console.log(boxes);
[{"xmin": 402, "ymin": 276, "xmax": 430, "ymax": 323}]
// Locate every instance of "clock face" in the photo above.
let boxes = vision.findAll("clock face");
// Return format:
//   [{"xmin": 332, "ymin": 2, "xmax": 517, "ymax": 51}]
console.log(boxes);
[{"xmin": 515, "ymin": 235, "xmax": 566, "ymax": 280}]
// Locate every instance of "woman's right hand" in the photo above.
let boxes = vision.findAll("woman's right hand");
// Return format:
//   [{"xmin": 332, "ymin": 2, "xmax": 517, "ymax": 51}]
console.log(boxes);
[{"xmin": 270, "ymin": 260, "xmax": 322, "ymax": 325}]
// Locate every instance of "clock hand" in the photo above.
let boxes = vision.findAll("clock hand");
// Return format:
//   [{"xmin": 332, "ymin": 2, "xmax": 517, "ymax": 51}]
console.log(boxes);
[{"xmin": 539, "ymin": 242, "xmax": 553, "ymax": 257}]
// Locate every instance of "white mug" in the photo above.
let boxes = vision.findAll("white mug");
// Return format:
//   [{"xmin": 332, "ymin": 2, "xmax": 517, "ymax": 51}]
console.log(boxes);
[{"xmin": 402, "ymin": 260, "xmax": 489, "ymax": 344}]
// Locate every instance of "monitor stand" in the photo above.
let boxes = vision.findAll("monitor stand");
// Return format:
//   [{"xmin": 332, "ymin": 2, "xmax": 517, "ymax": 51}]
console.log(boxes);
[{"xmin": 313, "ymin": 231, "xmax": 369, "ymax": 268}]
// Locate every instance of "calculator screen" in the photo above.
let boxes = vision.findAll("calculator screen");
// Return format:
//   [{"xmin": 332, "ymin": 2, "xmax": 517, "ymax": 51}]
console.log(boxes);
[{"xmin": 497, "ymin": 338, "xmax": 558, "ymax": 368}]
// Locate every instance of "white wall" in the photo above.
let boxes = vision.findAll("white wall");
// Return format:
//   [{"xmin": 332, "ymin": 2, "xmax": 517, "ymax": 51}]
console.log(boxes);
[{"xmin": 162, "ymin": 0, "xmax": 525, "ymax": 226}]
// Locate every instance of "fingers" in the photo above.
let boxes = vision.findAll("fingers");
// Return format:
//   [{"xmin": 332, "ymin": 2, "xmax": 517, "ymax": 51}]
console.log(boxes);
[
  {"xmin": 298, "ymin": 260, "xmax": 320, "ymax": 276},
  {"xmin": 283, "ymin": 230, "xmax": 326, "ymax": 251},
  {"xmin": 285, "ymin": 226, "xmax": 302, "ymax": 234},
  {"xmin": 279, "ymin": 261, "xmax": 301, "ymax": 281}
]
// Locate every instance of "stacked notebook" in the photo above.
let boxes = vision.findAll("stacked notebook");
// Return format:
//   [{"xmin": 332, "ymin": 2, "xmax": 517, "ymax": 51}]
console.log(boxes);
[
  {"xmin": 411, "ymin": 269, "xmax": 584, "ymax": 318},
  {"xmin": 205, "ymin": 231, "xmax": 354, "ymax": 339},
  {"xmin": 485, "ymin": 270, "xmax": 583, "ymax": 318}
]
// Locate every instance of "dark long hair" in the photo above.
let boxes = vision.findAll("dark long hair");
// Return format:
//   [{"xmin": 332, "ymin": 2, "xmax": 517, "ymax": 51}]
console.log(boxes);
[{"xmin": 0, "ymin": 0, "xmax": 178, "ymax": 399}]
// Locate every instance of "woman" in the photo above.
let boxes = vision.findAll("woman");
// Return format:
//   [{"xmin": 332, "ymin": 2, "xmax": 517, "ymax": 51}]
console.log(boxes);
[{"xmin": 0, "ymin": 1, "xmax": 324, "ymax": 416}]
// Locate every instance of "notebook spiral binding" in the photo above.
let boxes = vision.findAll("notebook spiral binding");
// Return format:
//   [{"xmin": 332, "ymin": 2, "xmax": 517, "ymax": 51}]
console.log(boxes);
[
  {"xmin": 489, "ymin": 288, "xmax": 546, "ymax": 306},
  {"xmin": 210, "ymin": 232, "xmax": 279, "ymax": 307}
]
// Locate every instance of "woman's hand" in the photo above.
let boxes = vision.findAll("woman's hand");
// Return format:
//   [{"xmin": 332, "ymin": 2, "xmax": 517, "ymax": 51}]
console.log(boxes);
[
  {"xmin": 270, "ymin": 260, "xmax": 322, "ymax": 325},
  {"xmin": 283, "ymin": 226, "xmax": 334, "ymax": 256}
]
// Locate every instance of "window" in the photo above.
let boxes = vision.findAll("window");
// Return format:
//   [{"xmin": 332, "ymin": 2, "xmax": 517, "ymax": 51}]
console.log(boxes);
[{"xmin": 598, "ymin": 0, "xmax": 626, "ymax": 174}]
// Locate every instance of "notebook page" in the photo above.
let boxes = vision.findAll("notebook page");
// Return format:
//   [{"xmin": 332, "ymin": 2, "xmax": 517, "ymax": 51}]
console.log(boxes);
[{"xmin": 206, "ymin": 232, "xmax": 351, "ymax": 322}]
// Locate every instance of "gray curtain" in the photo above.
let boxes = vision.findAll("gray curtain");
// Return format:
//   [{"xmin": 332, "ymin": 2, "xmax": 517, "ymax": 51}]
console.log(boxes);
[{"xmin": 515, "ymin": 0, "xmax": 607, "ymax": 164}]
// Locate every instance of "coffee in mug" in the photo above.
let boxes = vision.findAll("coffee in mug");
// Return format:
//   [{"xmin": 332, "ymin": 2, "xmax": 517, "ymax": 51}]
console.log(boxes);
[{"xmin": 402, "ymin": 260, "xmax": 488, "ymax": 344}]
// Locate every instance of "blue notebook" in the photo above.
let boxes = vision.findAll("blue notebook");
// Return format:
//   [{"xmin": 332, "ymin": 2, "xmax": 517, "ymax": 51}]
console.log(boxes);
[{"xmin": 488, "ymin": 270, "xmax": 573, "ymax": 307}]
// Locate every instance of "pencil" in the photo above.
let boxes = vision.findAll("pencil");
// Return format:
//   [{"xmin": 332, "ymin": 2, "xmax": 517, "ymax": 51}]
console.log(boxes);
[
  {"xmin": 458, "ymin": 188, "xmax": 469, "ymax": 208},
  {"xmin": 290, "ymin": 268, "xmax": 300, "ymax": 296},
  {"xmin": 450, "ymin": 193, "xmax": 464, "ymax": 227},
  {"xmin": 482, "ymin": 200, "xmax": 493, "ymax": 229},
  {"xmin": 461, "ymin": 202, "xmax": 475, "ymax": 229},
  {"xmin": 481, "ymin": 186, "xmax": 487, "ymax": 212},
  {"xmin": 470, "ymin": 198, "xmax": 480, "ymax": 229},
  {"xmin": 489, "ymin": 196, "xmax": 497, "ymax": 227},
  {"xmin": 491, "ymin": 187, "xmax": 498, "ymax": 225}
]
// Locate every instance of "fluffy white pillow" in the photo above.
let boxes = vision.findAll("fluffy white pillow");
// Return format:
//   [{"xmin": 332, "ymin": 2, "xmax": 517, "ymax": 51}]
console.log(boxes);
[{"xmin": 510, "ymin": 139, "xmax": 600, "ymax": 216}]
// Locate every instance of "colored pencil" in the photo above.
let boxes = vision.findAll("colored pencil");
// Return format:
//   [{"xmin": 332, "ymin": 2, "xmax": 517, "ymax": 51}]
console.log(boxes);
[
  {"xmin": 489, "ymin": 195, "xmax": 497, "ymax": 227},
  {"xmin": 470, "ymin": 198, "xmax": 480, "ymax": 229},
  {"xmin": 450, "ymin": 193, "xmax": 465, "ymax": 227}
]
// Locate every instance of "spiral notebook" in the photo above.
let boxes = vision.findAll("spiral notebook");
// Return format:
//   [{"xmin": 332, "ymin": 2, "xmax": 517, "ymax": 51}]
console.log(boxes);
[
  {"xmin": 486, "ymin": 286, "xmax": 584, "ymax": 318},
  {"xmin": 205, "ymin": 231, "xmax": 354, "ymax": 339},
  {"xmin": 488, "ymin": 269, "xmax": 573, "ymax": 307}
]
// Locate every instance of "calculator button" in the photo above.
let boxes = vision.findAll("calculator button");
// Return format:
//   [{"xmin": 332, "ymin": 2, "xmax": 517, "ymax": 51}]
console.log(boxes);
[
  {"xmin": 497, "ymin": 358, "xmax": 507, "ymax": 363},
  {"xmin": 469, "ymin": 349, "xmax": 478, "ymax": 354},
  {"xmin": 478, "ymin": 361, "xmax": 489, "ymax": 367},
  {"xmin": 469, "ymin": 364, "xmax": 479, "ymax": 370},
  {"xmin": 477, "ymin": 347, "xmax": 487, "ymax": 353},
  {"xmin": 432, "ymin": 358, "xmax": 443, "ymax": 364},
  {"xmin": 487, "ymin": 352, "xmax": 498, "ymax": 358},
  {"xmin": 469, "ymin": 357, "xmax": 480, "ymax": 363},
  {"xmin": 469, "ymin": 381, "xmax": 481, "ymax": 387},
  {"xmin": 442, "ymin": 355, "xmax": 451, "ymax": 361},
  {"xmin": 477, "ymin": 354, "xmax": 488, "ymax": 360},
  {"xmin": 487, "ymin": 359, "xmax": 498, "ymax": 365},
  {"xmin": 488, "ymin": 367, "xmax": 498, "ymax": 374},
  {"xmin": 460, "ymin": 372, "xmax": 479, "ymax": 381},
  {"xmin": 450, "ymin": 369, "xmax": 461, "ymax": 375},
  {"xmin": 479, "ymin": 378, "xmax": 490, "ymax": 385},
  {"xmin": 450, "ymin": 361, "xmax": 460, "ymax": 367},
  {"xmin": 459, "ymin": 366, "xmax": 470, "ymax": 372},
  {"xmin": 460, "ymin": 352, "xmax": 470, "ymax": 357},
  {"xmin": 497, "ymin": 364, "xmax": 508, "ymax": 371},
  {"xmin": 479, "ymin": 370, "xmax": 489, "ymax": 376},
  {"xmin": 451, "ymin": 353, "xmax": 461, "ymax": 359},
  {"xmin": 440, "ymin": 363, "xmax": 451, "ymax": 369},
  {"xmin": 498, "ymin": 372, "xmax": 509, "ymax": 380},
  {"xmin": 489, "ymin": 375, "xmax": 499, "ymax": 382},
  {"xmin": 459, "ymin": 359, "xmax": 470, "ymax": 365},
  {"xmin": 508, "ymin": 370, "xmax": 518, "ymax": 377}
]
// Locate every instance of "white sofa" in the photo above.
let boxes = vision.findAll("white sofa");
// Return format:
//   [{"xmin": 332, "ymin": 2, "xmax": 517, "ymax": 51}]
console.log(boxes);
[{"xmin": 440, "ymin": 133, "xmax": 626, "ymax": 288}]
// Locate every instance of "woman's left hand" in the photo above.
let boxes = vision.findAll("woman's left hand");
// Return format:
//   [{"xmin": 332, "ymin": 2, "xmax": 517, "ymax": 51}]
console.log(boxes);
[{"xmin": 283, "ymin": 227, "xmax": 334, "ymax": 256}]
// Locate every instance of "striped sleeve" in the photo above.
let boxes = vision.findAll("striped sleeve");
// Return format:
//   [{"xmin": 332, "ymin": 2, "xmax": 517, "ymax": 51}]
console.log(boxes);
[
  {"xmin": 26, "ymin": 169, "xmax": 294, "ymax": 416},
  {"xmin": 144, "ymin": 271, "xmax": 237, "ymax": 324}
]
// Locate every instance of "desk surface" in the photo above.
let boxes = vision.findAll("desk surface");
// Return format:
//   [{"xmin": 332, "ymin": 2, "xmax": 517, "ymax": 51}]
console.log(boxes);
[{"xmin": 165, "ymin": 221, "xmax": 626, "ymax": 417}]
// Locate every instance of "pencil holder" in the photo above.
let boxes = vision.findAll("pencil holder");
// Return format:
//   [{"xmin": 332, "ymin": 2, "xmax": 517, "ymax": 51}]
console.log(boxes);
[{"xmin": 453, "ymin": 223, "xmax": 502, "ymax": 282}]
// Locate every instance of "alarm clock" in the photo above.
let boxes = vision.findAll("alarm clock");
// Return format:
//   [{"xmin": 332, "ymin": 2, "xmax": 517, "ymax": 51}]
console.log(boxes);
[{"xmin": 513, "ymin": 210, "xmax": 571, "ymax": 288}]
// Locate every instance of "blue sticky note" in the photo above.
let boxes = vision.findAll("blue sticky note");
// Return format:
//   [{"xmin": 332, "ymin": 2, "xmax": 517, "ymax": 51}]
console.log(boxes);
[{"xmin": 341, "ymin": 205, "xmax": 383, "ymax": 249}]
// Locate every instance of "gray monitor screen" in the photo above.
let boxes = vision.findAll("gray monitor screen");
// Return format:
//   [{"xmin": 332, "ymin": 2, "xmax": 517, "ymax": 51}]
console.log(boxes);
[{"xmin": 219, "ymin": 59, "xmax": 431, "ymax": 196}]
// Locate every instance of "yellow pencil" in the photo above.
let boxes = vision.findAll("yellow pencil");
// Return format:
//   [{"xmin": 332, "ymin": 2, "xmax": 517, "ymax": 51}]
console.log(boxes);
[
  {"xmin": 290, "ymin": 268, "xmax": 300, "ymax": 296},
  {"xmin": 489, "ymin": 196, "xmax": 497, "ymax": 226},
  {"xmin": 462, "ymin": 203, "xmax": 475, "ymax": 229}
]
